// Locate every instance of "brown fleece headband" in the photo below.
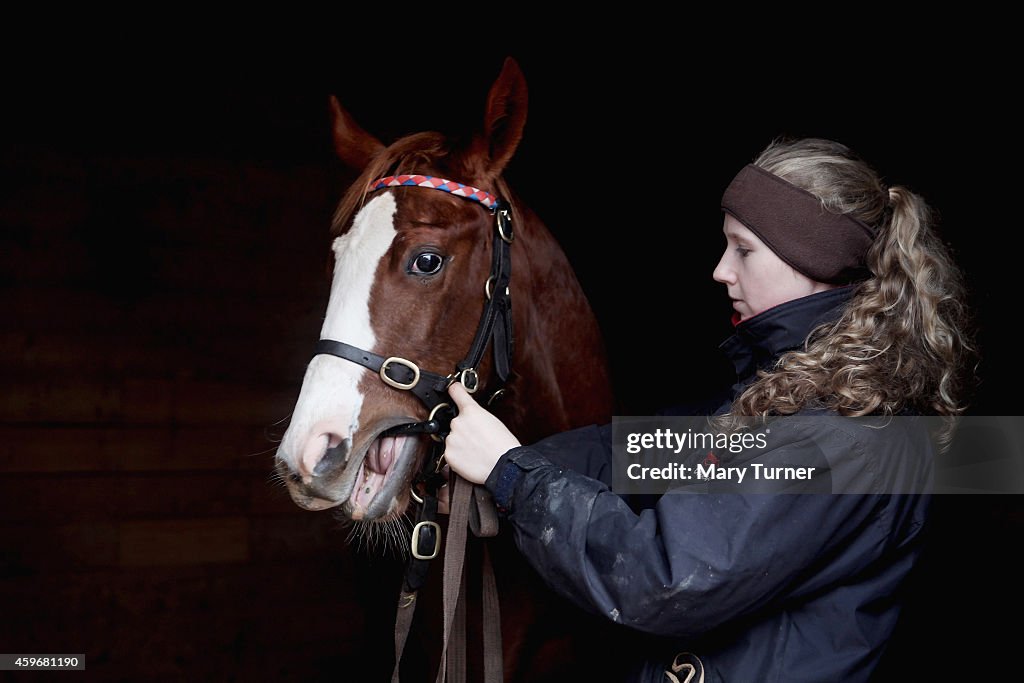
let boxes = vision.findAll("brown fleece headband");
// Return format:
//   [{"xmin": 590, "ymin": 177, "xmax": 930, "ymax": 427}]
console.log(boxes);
[{"xmin": 721, "ymin": 164, "xmax": 878, "ymax": 284}]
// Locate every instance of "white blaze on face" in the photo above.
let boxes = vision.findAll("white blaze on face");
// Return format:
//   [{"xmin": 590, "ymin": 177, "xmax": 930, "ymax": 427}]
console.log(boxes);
[{"xmin": 278, "ymin": 193, "xmax": 398, "ymax": 480}]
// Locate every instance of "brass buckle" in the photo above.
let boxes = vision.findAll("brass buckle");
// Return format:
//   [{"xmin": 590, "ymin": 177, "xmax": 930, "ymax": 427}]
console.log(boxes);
[
  {"xmin": 379, "ymin": 356, "xmax": 420, "ymax": 390},
  {"xmin": 411, "ymin": 520, "xmax": 441, "ymax": 560},
  {"xmin": 428, "ymin": 402, "xmax": 450, "ymax": 422}
]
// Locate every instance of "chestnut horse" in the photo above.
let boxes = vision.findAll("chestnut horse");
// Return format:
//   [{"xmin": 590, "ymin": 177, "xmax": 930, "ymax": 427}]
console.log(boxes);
[{"xmin": 274, "ymin": 58, "xmax": 616, "ymax": 681}]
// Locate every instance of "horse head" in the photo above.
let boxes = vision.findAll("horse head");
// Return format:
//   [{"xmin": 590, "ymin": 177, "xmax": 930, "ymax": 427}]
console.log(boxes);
[{"xmin": 275, "ymin": 58, "xmax": 613, "ymax": 537}]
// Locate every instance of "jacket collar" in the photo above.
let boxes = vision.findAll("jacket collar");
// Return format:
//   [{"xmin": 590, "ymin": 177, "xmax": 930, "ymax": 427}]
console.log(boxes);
[{"xmin": 719, "ymin": 286, "xmax": 856, "ymax": 384}]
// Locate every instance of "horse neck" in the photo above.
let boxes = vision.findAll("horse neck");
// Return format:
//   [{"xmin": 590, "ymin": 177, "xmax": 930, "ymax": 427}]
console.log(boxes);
[{"xmin": 498, "ymin": 206, "xmax": 615, "ymax": 444}]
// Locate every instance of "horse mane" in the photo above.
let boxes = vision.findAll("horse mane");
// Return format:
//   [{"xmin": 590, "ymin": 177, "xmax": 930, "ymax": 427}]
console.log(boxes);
[{"xmin": 330, "ymin": 131, "xmax": 521, "ymax": 237}]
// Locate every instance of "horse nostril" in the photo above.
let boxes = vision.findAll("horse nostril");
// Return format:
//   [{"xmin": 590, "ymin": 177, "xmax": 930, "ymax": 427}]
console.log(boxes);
[{"xmin": 313, "ymin": 436, "xmax": 350, "ymax": 477}]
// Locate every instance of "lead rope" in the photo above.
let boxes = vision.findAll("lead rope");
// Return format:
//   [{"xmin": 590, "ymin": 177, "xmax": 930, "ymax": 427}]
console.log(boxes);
[
  {"xmin": 475, "ymin": 496, "xmax": 503, "ymax": 683},
  {"xmin": 436, "ymin": 475, "xmax": 471, "ymax": 683},
  {"xmin": 450, "ymin": 485, "xmax": 501, "ymax": 683},
  {"xmin": 390, "ymin": 474, "xmax": 503, "ymax": 683},
  {"xmin": 435, "ymin": 476, "xmax": 502, "ymax": 683}
]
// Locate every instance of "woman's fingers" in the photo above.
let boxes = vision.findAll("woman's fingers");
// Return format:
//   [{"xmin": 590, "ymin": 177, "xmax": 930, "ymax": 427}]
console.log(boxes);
[
  {"xmin": 443, "ymin": 382, "xmax": 521, "ymax": 484},
  {"xmin": 447, "ymin": 380, "xmax": 476, "ymax": 412}
]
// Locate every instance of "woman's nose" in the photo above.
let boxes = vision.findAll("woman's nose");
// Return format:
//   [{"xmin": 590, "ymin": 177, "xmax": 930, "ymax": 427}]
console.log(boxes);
[{"xmin": 713, "ymin": 252, "xmax": 734, "ymax": 284}]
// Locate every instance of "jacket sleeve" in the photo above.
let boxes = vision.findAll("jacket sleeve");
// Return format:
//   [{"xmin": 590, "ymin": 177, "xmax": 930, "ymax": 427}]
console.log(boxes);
[{"xmin": 484, "ymin": 418, "xmax": 918, "ymax": 639}]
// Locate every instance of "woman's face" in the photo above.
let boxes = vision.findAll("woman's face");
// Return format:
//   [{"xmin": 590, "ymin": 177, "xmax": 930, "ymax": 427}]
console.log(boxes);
[{"xmin": 713, "ymin": 214, "xmax": 834, "ymax": 321}]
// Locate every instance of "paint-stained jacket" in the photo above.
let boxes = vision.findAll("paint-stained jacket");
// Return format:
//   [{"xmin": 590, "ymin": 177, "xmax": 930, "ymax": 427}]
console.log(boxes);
[{"xmin": 483, "ymin": 288, "xmax": 934, "ymax": 683}]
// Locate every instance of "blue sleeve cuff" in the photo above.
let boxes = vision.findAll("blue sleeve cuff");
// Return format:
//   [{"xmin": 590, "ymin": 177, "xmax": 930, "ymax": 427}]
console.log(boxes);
[{"xmin": 484, "ymin": 447, "xmax": 552, "ymax": 516}]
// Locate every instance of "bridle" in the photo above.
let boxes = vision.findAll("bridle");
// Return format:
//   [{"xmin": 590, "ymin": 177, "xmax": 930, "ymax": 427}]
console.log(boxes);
[
  {"xmin": 313, "ymin": 173, "xmax": 516, "ymax": 682},
  {"xmin": 311, "ymin": 172, "xmax": 515, "ymax": 570},
  {"xmin": 314, "ymin": 176, "xmax": 515, "ymax": 682}
]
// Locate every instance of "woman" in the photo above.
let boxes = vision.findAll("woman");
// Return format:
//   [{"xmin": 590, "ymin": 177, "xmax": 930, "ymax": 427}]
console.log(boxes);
[{"xmin": 443, "ymin": 138, "xmax": 974, "ymax": 682}]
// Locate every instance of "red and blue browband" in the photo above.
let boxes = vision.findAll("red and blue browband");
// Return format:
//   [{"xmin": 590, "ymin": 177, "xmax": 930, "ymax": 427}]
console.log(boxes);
[{"xmin": 368, "ymin": 174, "xmax": 499, "ymax": 212}]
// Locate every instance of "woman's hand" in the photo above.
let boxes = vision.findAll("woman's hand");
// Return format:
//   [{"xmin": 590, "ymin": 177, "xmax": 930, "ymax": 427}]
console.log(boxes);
[{"xmin": 442, "ymin": 381, "xmax": 521, "ymax": 485}]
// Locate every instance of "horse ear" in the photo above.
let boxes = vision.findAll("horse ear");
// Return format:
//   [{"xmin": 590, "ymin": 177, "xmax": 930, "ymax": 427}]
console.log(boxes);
[
  {"xmin": 329, "ymin": 95, "xmax": 385, "ymax": 171},
  {"xmin": 478, "ymin": 57, "xmax": 529, "ymax": 177}
]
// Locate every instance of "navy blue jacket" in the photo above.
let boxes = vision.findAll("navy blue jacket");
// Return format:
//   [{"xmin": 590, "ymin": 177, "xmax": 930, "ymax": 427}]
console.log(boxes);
[{"xmin": 484, "ymin": 289, "xmax": 934, "ymax": 682}]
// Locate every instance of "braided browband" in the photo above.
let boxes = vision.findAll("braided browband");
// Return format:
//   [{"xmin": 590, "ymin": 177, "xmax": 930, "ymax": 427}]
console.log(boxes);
[{"xmin": 369, "ymin": 174, "xmax": 499, "ymax": 211}]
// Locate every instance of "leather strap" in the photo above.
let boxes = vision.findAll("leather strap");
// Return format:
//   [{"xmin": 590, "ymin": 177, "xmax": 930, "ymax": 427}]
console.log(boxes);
[
  {"xmin": 432, "ymin": 476, "xmax": 504, "ymax": 683},
  {"xmin": 313, "ymin": 339, "xmax": 451, "ymax": 410},
  {"xmin": 435, "ymin": 475, "xmax": 473, "ymax": 683},
  {"xmin": 479, "ymin": 542, "xmax": 503, "ymax": 682},
  {"xmin": 392, "ymin": 590, "xmax": 419, "ymax": 683},
  {"xmin": 457, "ymin": 215, "xmax": 513, "ymax": 384}
]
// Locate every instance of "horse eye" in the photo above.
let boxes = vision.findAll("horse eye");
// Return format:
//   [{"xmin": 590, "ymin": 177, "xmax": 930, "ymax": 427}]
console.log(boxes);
[{"xmin": 410, "ymin": 252, "xmax": 445, "ymax": 275}]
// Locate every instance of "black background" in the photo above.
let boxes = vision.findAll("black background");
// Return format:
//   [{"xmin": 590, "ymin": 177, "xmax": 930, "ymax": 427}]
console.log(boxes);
[
  {"xmin": 3, "ymin": 29, "xmax": 1021, "ymax": 681},
  {"xmin": 7, "ymin": 40, "xmax": 1018, "ymax": 410}
]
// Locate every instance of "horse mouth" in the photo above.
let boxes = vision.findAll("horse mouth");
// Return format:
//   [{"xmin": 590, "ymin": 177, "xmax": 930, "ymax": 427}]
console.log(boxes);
[
  {"xmin": 287, "ymin": 417, "xmax": 426, "ymax": 521},
  {"xmin": 343, "ymin": 427, "xmax": 423, "ymax": 520}
]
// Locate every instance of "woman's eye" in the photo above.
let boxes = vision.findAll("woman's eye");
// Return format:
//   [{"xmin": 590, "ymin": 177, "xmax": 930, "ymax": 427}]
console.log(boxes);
[
  {"xmin": 410, "ymin": 252, "xmax": 445, "ymax": 275},
  {"xmin": 736, "ymin": 246, "xmax": 751, "ymax": 258}
]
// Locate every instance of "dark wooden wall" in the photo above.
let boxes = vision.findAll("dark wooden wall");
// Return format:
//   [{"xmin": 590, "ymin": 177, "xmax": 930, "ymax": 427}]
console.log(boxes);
[
  {"xmin": 0, "ymin": 150, "xmax": 397, "ymax": 680},
  {"xmin": 3, "ymin": 38, "xmax": 1022, "ymax": 681}
]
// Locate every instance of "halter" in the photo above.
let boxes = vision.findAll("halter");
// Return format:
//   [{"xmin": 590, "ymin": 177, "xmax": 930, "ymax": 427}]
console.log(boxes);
[{"xmin": 312, "ymin": 173, "xmax": 515, "ymax": 575}]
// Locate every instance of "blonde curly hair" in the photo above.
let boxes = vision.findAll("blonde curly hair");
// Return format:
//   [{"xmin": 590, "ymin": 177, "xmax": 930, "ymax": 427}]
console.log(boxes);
[{"xmin": 726, "ymin": 138, "xmax": 976, "ymax": 448}]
